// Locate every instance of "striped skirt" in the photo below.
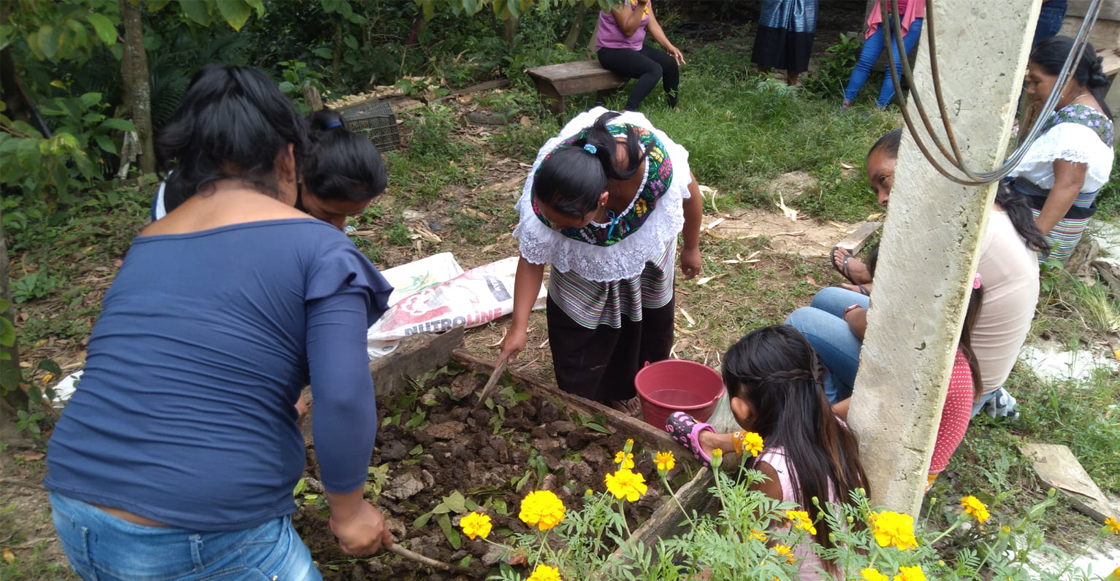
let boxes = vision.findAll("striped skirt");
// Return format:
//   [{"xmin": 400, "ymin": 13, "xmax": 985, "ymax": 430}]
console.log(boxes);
[
  {"xmin": 1012, "ymin": 179, "xmax": 1099, "ymax": 263},
  {"xmin": 546, "ymin": 243, "xmax": 676, "ymax": 402}
]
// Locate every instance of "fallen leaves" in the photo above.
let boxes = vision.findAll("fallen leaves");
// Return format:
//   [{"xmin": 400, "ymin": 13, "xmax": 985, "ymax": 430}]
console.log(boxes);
[
  {"xmin": 775, "ymin": 194, "xmax": 799, "ymax": 222},
  {"xmin": 2, "ymin": 547, "xmax": 14, "ymax": 564}
]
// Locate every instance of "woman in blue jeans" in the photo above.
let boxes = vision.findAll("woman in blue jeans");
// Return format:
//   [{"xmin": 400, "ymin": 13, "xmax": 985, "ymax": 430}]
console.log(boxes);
[
  {"xmin": 785, "ymin": 278, "xmax": 871, "ymax": 403},
  {"xmin": 45, "ymin": 65, "xmax": 394, "ymax": 580},
  {"xmin": 842, "ymin": 0, "xmax": 925, "ymax": 110}
]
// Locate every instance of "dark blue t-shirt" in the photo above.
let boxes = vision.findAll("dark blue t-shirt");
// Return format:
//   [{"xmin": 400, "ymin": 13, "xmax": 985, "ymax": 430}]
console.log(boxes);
[{"xmin": 45, "ymin": 219, "xmax": 392, "ymax": 531}]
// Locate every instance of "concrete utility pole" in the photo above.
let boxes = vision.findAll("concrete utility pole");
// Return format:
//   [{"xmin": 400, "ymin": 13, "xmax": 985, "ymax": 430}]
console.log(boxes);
[{"xmin": 846, "ymin": 0, "xmax": 1042, "ymax": 516}]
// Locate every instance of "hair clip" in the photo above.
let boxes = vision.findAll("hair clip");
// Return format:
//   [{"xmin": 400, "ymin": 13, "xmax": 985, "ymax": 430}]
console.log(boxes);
[
  {"xmin": 973, "ymin": 272, "xmax": 982, "ymax": 290},
  {"xmin": 583, "ymin": 143, "xmax": 597, "ymax": 155},
  {"xmin": 325, "ymin": 120, "xmax": 343, "ymax": 130}
]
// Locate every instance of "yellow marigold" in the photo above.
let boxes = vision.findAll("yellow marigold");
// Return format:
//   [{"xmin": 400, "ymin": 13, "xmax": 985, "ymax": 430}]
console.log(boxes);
[
  {"xmin": 459, "ymin": 512, "xmax": 492, "ymax": 540},
  {"xmin": 604, "ymin": 468, "xmax": 648, "ymax": 502},
  {"xmin": 893, "ymin": 565, "xmax": 927, "ymax": 581},
  {"xmin": 742, "ymin": 431, "xmax": 764, "ymax": 457},
  {"xmin": 749, "ymin": 528, "xmax": 767, "ymax": 542},
  {"xmin": 773, "ymin": 544, "xmax": 794, "ymax": 564},
  {"xmin": 960, "ymin": 496, "xmax": 990, "ymax": 523},
  {"xmin": 869, "ymin": 510, "xmax": 918, "ymax": 551},
  {"xmin": 785, "ymin": 509, "xmax": 817, "ymax": 536},
  {"xmin": 862, "ymin": 568, "xmax": 889, "ymax": 581},
  {"xmin": 655, "ymin": 451, "xmax": 675, "ymax": 473},
  {"xmin": 526, "ymin": 563, "xmax": 562, "ymax": 581},
  {"xmin": 519, "ymin": 490, "xmax": 565, "ymax": 531},
  {"xmin": 614, "ymin": 451, "xmax": 635, "ymax": 470},
  {"xmin": 42, "ymin": 373, "xmax": 54, "ymax": 385},
  {"xmin": 1105, "ymin": 516, "xmax": 1120, "ymax": 535},
  {"xmin": 1105, "ymin": 566, "xmax": 1120, "ymax": 581}
]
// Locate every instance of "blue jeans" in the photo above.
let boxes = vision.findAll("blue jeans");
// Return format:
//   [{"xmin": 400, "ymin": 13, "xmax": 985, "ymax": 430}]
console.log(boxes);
[
  {"xmin": 785, "ymin": 287, "xmax": 869, "ymax": 403},
  {"xmin": 844, "ymin": 18, "xmax": 924, "ymax": 108},
  {"xmin": 50, "ymin": 492, "xmax": 322, "ymax": 581},
  {"xmin": 1034, "ymin": 2, "xmax": 1067, "ymax": 45}
]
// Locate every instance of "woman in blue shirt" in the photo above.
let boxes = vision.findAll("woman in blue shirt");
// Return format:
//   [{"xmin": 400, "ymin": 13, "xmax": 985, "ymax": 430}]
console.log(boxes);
[{"xmin": 45, "ymin": 64, "xmax": 394, "ymax": 580}]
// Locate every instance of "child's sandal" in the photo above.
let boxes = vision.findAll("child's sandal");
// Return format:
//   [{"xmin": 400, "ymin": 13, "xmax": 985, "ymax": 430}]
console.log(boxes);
[{"xmin": 665, "ymin": 411, "xmax": 714, "ymax": 467}]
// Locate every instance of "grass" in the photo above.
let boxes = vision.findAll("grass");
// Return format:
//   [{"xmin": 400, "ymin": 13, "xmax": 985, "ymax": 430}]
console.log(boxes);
[{"xmin": 6, "ymin": 25, "xmax": 1119, "ymax": 577}]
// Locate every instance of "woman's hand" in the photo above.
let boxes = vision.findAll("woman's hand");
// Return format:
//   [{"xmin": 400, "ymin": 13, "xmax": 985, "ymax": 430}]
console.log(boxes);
[
  {"xmin": 843, "ymin": 305, "xmax": 868, "ymax": 341},
  {"xmin": 498, "ymin": 326, "xmax": 528, "ymax": 364},
  {"xmin": 327, "ymin": 492, "xmax": 394, "ymax": 556},
  {"xmin": 666, "ymin": 45, "xmax": 686, "ymax": 66},
  {"xmin": 680, "ymin": 245, "xmax": 701, "ymax": 279}
]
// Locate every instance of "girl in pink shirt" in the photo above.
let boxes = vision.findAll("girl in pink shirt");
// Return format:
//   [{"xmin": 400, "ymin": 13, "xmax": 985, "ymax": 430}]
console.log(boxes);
[{"xmin": 668, "ymin": 326, "xmax": 869, "ymax": 580}]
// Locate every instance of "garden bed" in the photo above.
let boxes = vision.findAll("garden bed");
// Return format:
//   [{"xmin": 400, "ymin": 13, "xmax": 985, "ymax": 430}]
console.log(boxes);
[{"xmin": 293, "ymin": 334, "xmax": 710, "ymax": 580}]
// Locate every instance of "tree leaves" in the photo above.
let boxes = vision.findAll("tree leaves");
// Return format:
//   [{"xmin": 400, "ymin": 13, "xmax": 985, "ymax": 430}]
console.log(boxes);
[
  {"xmin": 216, "ymin": 0, "xmax": 253, "ymax": 31},
  {"xmin": 85, "ymin": 13, "xmax": 118, "ymax": 46}
]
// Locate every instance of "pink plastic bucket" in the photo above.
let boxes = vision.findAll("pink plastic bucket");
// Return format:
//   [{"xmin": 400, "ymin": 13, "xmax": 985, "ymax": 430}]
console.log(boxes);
[{"xmin": 635, "ymin": 360, "xmax": 724, "ymax": 430}]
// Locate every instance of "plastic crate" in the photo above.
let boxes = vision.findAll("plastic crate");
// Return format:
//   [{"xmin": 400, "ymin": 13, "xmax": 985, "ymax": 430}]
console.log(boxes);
[{"xmin": 337, "ymin": 100, "xmax": 401, "ymax": 152}]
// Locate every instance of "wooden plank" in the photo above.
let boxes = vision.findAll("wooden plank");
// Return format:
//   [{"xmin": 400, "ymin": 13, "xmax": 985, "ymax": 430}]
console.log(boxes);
[
  {"xmin": 1100, "ymin": 46, "xmax": 1120, "ymax": 77},
  {"xmin": 452, "ymin": 349, "xmax": 694, "ymax": 459},
  {"xmin": 371, "ymin": 326, "xmax": 466, "ymax": 398},
  {"xmin": 527, "ymin": 60, "xmax": 616, "ymax": 81},
  {"xmin": 1019, "ymin": 443, "xmax": 1117, "ymax": 522},
  {"xmin": 1066, "ymin": 0, "xmax": 1120, "ymax": 22},
  {"xmin": 836, "ymin": 221, "xmax": 883, "ymax": 255}
]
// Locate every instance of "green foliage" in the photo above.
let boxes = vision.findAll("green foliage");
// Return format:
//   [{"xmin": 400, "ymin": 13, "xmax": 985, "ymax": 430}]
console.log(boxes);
[{"xmin": 803, "ymin": 33, "xmax": 863, "ymax": 99}]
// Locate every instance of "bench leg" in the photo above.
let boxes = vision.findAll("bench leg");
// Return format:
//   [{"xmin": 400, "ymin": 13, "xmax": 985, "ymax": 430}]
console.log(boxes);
[{"xmin": 533, "ymin": 80, "xmax": 566, "ymax": 117}]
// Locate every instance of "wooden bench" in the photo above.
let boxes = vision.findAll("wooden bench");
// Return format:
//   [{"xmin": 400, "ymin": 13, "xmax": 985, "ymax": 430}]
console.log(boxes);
[
  {"xmin": 526, "ymin": 60, "xmax": 626, "ymax": 115},
  {"xmin": 1100, "ymin": 46, "xmax": 1120, "ymax": 82}
]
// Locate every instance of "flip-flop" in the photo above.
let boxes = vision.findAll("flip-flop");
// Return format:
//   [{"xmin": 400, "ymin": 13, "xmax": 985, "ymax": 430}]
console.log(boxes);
[
  {"xmin": 665, "ymin": 411, "xmax": 714, "ymax": 467},
  {"xmin": 830, "ymin": 246, "xmax": 855, "ymax": 285},
  {"xmin": 856, "ymin": 284, "xmax": 870, "ymax": 296},
  {"xmin": 610, "ymin": 396, "xmax": 642, "ymax": 418}
]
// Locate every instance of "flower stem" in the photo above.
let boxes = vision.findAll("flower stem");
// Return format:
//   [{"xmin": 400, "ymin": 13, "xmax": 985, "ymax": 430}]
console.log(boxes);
[
  {"xmin": 660, "ymin": 473, "xmax": 696, "ymax": 527},
  {"xmin": 1055, "ymin": 530, "xmax": 1105, "ymax": 578}
]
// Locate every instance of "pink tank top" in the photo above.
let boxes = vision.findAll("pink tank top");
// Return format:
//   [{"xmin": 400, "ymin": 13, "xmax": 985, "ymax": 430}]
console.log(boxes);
[
  {"xmin": 756, "ymin": 448, "xmax": 838, "ymax": 581},
  {"xmin": 596, "ymin": 0, "xmax": 650, "ymax": 51}
]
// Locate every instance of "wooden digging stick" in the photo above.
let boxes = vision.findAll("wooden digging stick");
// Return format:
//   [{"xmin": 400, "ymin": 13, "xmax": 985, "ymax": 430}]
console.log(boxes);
[
  {"xmin": 388, "ymin": 543, "xmax": 471, "ymax": 574},
  {"xmin": 471, "ymin": 355, "xmax": 509, "ymax": 412}
]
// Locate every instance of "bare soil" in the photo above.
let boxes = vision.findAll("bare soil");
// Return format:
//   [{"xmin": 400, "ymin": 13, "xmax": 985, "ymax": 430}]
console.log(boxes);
[{"xmin": 293, "ymin": 368, "xmax": 667, "ymax": 580}]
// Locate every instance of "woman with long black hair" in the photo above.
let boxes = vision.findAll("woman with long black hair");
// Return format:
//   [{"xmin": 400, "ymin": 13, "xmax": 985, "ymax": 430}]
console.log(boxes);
[{"xmin": 46, "ymin": 65, "xmax": 394, "ymax": 580}]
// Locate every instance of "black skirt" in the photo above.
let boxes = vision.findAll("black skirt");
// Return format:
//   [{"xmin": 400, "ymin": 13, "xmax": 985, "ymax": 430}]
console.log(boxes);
[
  {"xmin": 751, "ymin": 26, "xmax": 814, "ymax": 73},
  {"xmin": 546, "ymin": 294, "xmax": 675, "ymax": 403}
]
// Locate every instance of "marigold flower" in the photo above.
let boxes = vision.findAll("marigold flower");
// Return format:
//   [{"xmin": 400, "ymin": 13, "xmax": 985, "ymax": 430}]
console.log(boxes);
[
  {"xmin": 614, "ymin": 451, "xmax": 635, "ymax": 470},
  {"xmin": 605, "ymin": 468, "xmax": 648, "ymax": 502},
  {"xmin": 773, "ymin": 544, "xmax": 794, "ymax": 564},
  {"xmin": 749, "ymin": 528, "xmax": 767, "ymax": 542},
  {"xmin": 862, "ymin": 568, "xmax": 889, "ymax": 581},
  {"xmin": 1105, "ymin": 566, "xmax": 1120, "ymax": 581},
  {"xmin": 519, "ymin": 490, "xmax": 565, "ymax": 531},
  {"xmin": 785, "ymin": 509, "xmax": 817, "ymax": 536},
  {"xmin": 655, "ymin": 451, "xmax": 675, "ymax": 473},
  {"xmin": 459, "ymin": 512, "xmax": 492, "ymax": 540},
  {"xmin": 869, "ymin": 510, "xmax": 917, "ymax": 550},
  {"xmin": 42, "ymin": 373, "xmax": 54, "ymax": 385},
  {"xmin": 893, "ymin": 565, "xmax": 927, "ymax": 581},
  {"xmin": 526, "ymin": 563, "xmax": 562, "ymax": 581},
  {"xmin": 1105, "ymin": 516, "xmax": 1120, "ymax": 535},
  {"xmin": 710, "ymin": 447, "xmax": 723, "ymax": 468},
  {"xmin": 960, "ymin": 496, "xmax": 990, "ymax": 523},
  {"xmin": 741, "ymin": 431, "xmax": 764, "ymax": 457}
]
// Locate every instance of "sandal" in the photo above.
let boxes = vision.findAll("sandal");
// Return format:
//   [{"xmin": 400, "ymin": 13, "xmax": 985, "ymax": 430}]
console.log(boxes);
[
  {"xmin": 665, "ymin": 411, "xmax": 714, "ymax": 467},
  {"xmin": 830, "ymin": 246, "xmax": 856, "ymax": 285}
]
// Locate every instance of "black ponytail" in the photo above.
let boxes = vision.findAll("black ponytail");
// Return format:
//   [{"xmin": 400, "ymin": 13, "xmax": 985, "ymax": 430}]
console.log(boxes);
[
  {"xmin": 722, "ymin": 326, "xmax": 869, "ymax": 567},
  {"xmin": 303, "ymin": 109, "xmax": 387, "ymax": 203},
  {"xmin": 959, "ymin": 285, "xmax": 985, "ymax": 401},
  {"xmin": 156, "ymin": 64, "xmax": 310, "ymax": 212},
  {"xmin": 533, "ymin": 111, "xmax": 648, "ymax": 218},
  {"xmin": 995, "ymin": 183, "xmax": 1050, "ymax": 256},
  {"xmin": 1030, "ymin": 36, "xmax": 1114, "ymax": 119}
]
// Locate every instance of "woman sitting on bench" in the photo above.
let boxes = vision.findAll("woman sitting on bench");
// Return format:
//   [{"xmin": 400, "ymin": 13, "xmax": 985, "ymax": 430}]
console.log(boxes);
[{"xmin": 595, "ymin": 0, "xmax": 685, "ymax": 112}]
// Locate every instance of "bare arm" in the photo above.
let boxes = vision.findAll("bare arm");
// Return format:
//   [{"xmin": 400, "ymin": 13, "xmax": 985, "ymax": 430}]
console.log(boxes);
[
  {"xmin": 832, "ymin": 398, "xmax": 851, "ymax": 421},
  {"xmin": 499, "ymin": 257, "xmax": 546, "ymax": 363},
  {"xmin": 646, "ymin": 14, "xmax": 685, "ymax": 64},
  {"xmin": 680, "ymin": 173, "xmax": 703, "ymax": 279},
  {"xmin": 1035, "ymin": 160, "xmax": 1087, "ymax": 236},
  {"xmin": 610, "ymin": 0, "xmax": 648, "ymax": 37}
]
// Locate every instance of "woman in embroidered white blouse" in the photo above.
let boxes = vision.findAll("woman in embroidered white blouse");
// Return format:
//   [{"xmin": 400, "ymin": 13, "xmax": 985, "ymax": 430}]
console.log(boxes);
[{"xmin": 497, "ymin": 108, "xmax": 703, "ymax": 413}]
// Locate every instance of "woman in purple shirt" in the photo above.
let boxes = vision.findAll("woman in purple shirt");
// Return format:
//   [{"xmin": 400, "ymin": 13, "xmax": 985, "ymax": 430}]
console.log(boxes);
[{"xmin": 596, "ymin": 0, "xmax": 685, "ymax": 112}]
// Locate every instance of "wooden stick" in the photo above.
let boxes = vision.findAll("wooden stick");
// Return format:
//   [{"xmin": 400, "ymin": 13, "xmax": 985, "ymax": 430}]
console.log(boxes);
[
  {"xmin": 388, "ymin": 543, "xmax": 471, "ymax": 573},
  {"xmin": 471, "ymin": 355, "xmax": 508, "ymax": 412}
]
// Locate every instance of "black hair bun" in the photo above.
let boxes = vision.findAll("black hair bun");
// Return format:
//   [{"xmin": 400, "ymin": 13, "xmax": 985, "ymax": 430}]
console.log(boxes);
[{"xmin": 1088, "ymin": 56, "xmax": 1110, "ymax": 88}]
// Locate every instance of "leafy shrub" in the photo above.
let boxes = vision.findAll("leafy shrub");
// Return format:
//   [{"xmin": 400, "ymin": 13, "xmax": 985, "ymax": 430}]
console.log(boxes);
[{"xmin": 804, "ymin": 33, "xmax": 863, "ymax": 99}]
